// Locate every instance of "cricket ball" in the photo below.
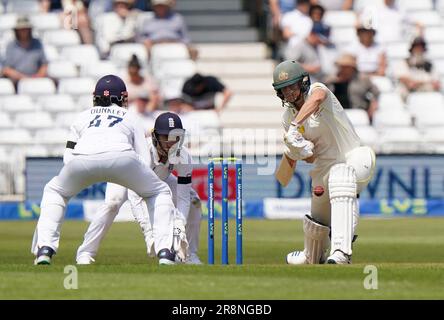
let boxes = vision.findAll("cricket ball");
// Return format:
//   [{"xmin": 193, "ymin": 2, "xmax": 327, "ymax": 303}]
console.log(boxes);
[{"xmin": 313, "ymin": 186, "xmax": 324, "ymax": 197}]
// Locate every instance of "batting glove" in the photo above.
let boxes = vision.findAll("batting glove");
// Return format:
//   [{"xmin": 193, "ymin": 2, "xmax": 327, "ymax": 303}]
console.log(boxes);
[{"xmin": 284, "ymin": 124, "xmax": 314, "ymax": 160}]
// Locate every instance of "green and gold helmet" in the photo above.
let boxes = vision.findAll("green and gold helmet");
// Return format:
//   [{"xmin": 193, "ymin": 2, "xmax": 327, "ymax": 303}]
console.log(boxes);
[{"xmin": 272, "ymin": 60, "xmax": 310, "ymax": 93}]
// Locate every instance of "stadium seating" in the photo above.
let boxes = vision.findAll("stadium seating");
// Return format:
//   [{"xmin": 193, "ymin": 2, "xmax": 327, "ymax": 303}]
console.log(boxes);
[
  {"xmin": 0, "ymin": 112, "xmax": 14, "ymax": 129},
  {"xmin": 378, "ymin": 92, "xmax": 405, "ymax": 112},
  {"xmin": 42, "ymin": 29, "xmax": 81, "ymax": 48},
  {"xmin": 414, "ymin": 110, "xmax": 444, "ymax": 129},
  {"xmin": 80, "ymin": 61, "xmax": 118, "ymax": 80},
  {"xmin": 323, "ymin": 11, "xmax": 357, "ymax": 28},
  {"xmin": 34, "ymin": 129, "xmax": 70, "ymax": 144},
  {"xmin": 43, "ymin": 45, "xmax": 60, "ymax": 62},
  {"xmin": 109, "ymin": 43, "xmax": 148, "ymax": 68},
  {"xmin": 407, "ymin": 11, "xmax": 442, "ymax": 27},
  {"xmin": 354, "ymin": 126, "xmax": 379, "ymax": 151},
  {"xmin": 151, "ymin": 43, "xmax": 190, "ymax": 63},
  {"xmin": 47, "ymin": 61, "xmax": 78, "ymax": 79},
  {"xmin": 424, "ymin": 27, "xmax": 444, "ymax": 43},
  {"xmin": 58, "ymin": 78, "xmax": 96, "ymax": 96},
  {"xmin": 30, "ymin": 13, "xmax": 61, "ymax": 31},
  {"xmin": 154, "ymin": 59, "xmax": 196, "ymax": 80},
  {"xmin": 2, "ymin": 0, "xmax": 444, "ymax": 197},
  {"xmin": 398, "ymin": 0, "xmax": 434, "ymax": 11},
  {"xmin": 37, "ymin": 95, "xmax": 77, "ymax": 113},
  {"xmin": 0, "ymin": 129, "xmax": 32, "ymax": 144},
  {"xmin": 372, "ymin": 109, "xmax": 413, "ymax": 129},
  {"xmin": 379, "ymin": 127, "xmax": 424, "ymax": 153},
  {"xmin": 0, "ymin": 78, "xmax": 15, "ymax": 95},
  {"xmin": 0, "ymin": 13, "xmax": 16, "ymax": 32},
  {"xmin": 4, "ymin": 0, "xmax": 39, "ymax": 14},
  {"xmin": 345, "ymin": 109, "xmax": 370, "ymax": 127},
  {"xmin": 60, "ymin": 45, "xmax": 100, "ymax": 68},
  {"xmin": 15, "ymin": 112, "xmax": 54, "ymax": 130},
  {"xmin": 370, "ymin": 76, "xmax": 394, "ymax": 93},
  {"xmin": 1, "ymin": 95, "xmax": 37, "ymax": 113},
  {"xmin": 17, "ymin": 78, "xmax": 56, "ymax": 96}
]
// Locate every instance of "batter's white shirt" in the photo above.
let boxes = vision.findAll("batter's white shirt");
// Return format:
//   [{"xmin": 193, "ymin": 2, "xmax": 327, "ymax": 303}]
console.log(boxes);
[
  {"xmin": 65, "ymin": 104, "xmax": 149, "ymax": 161},
  {"xmin": 282, "ymin": 83, "xmax": 361, "ymax": 165}
]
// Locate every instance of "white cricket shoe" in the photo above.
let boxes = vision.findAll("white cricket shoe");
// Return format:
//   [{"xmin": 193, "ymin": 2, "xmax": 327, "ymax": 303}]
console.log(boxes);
[
  {"xmin": 286, "ymin": 250, "xmax": 329, "ymax": 265},
  {"xmin": 76, "ymin": 254, "xmax": 95, "ymax": 265},
  {"xmin": 327, "ymin": 250, "xmax": 351, "ymax": 264},
  {"xmin": 286, "ymin": 250, "xmax": 308, "ymax": 265},
  {"xmin": 185, "ymin": 253, "xmax": 203, "ymax": 265}
]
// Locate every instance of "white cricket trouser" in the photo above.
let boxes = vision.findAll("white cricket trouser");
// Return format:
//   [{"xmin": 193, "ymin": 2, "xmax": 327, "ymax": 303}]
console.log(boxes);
[
  {"xmin": 31, "ymin": 151, "xmax": 175, "ymax": 256},
  {"xmin": 76, "ymin": 175, "xmax": 202, "ymax": 259}
]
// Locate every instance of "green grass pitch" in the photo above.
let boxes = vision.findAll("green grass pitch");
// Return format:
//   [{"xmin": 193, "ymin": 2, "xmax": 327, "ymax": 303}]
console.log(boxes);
[{"xmin": 1, "ymin": 218, "xmax": 444, "ymax": 299}]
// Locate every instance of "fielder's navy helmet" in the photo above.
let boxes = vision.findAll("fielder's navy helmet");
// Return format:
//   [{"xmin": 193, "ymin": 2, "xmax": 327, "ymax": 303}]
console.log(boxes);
[
  {"xmin": 93, "ymin": 74, "xmax": 128, "ymax": 107},
  {"xmin": 154, "ymin": 112, "xmax": 183, "ymax": 135}
]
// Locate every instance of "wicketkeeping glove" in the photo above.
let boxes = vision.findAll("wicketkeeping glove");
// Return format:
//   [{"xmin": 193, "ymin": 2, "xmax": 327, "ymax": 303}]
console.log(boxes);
[{"xmin": 172, "ymin": 217, "xmax": 189, "ymax": 262}]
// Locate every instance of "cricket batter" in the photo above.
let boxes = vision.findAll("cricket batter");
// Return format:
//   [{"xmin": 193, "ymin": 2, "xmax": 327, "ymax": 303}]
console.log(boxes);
[
  {"xmin": 76, "ymin": 112, "xmax": 203, "ymax": 265},
  {"xmin": 273, "ymin": 60, "xmax": 376, "ymax": 264},
  {"xmin": 31, "ymin": 75, "xmax": 187, "ymax": 265}
]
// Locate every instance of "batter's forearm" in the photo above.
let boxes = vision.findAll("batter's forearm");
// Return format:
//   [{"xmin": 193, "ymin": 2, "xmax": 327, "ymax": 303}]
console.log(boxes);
[{"xmin": 293, "ymin": 88, "xmax": 326, "ymax": 125}]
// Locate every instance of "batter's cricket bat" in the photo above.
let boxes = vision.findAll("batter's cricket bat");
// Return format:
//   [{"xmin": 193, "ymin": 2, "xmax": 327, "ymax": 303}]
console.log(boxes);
[{"xmin": 275, "ymin": 154, "xmax": 297, "ymax": 187}]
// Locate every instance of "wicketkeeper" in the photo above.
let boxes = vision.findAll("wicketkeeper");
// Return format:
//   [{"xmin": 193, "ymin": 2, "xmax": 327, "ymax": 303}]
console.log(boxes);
[{"xmin": 273, "ymin": 60, "xmax": 376, "ymax": 264}]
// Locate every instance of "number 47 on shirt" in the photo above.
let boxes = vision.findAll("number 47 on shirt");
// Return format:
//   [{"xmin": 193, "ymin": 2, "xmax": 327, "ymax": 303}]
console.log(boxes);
[{"xmin": 88, "ymin": 115, "xmax": 123, "ymax": 128}]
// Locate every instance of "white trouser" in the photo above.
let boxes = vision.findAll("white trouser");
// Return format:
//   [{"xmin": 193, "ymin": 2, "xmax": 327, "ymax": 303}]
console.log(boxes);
[
  {"xmin": 76, "ymin": 174, "xmax": 201, "ymax": 259},
  {"xmin": 31, "ymin": 151, "xmax": 175, "ymax": 256}
]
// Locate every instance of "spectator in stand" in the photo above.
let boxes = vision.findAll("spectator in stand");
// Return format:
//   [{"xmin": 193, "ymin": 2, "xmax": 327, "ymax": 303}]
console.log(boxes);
[
  {"xmin": 38, "ymin": 0, "xmax": 63, "ymax": 12},
  {"xmin": 359, "ymin": 0, "xmax": 423, "ymax": 45},
  {"xmin": 311, "ymin": 0, "xmax": 353, "ymax": 10},
  {"xmin": 284, "ymin": 4, "xmax": 332, "ymax": 83},
  {"xmin": 138, "ymin": 0, "xmax": 197, "ymax": 60},
  {"xmin": 132, "ymin": 0, "xmax": 149, "ymax": 10},
  {"xmin": 281, "ymin": 0, "xmax": 313, "ymax": 61},
  {"xmin": 123, "ymin": 54, "xmax": 160, "ymax": 112},
  {"xmin": 1, "ymin": 16, "xmax": 48, "ymax": 86},
  {"xmin": 286, "ymin": 27, "xmax": 325, "ymax": 83},
  {"xmin": 343, "ymin": 22, "xmax": 386, "ymax": 76},
  {"xmin": 95, "ymin": 0, "xmax": 138, "ymax": 57},
  {"xmin": 394, "ymin": 36, "xmax": 441, "ymax": 100},
  {"xmin": 62, "ymin": 0, "xmax": 94, "ymax": 44},
  {"xmin": 309, "ymin": 4, "xmax": 332, "ymax": 47},
  {"xmin": 164, "ymin": 94, "xmax": 194, "ymax": 114},
  {"xmin": 87, "ymin": 0, "xmax": 113, "ymax": 19},
  {"xmin": 267, "ymin": 0, "xmax": 296, "ymax": 60},
  {"xmin": 326, "ymin": 54, "xmax": 379, "ymax": 123},
  {"xmin": 182, "ymin": 73, "xmax": 232, "ymax": 113},
  {"xmin": 128, "ymin": 91, "xmax": 160, "ymax": 130}
]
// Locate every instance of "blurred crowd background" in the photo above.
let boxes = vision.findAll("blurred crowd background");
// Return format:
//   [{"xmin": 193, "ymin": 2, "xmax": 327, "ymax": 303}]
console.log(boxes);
[{"xmin": 1, "ymin": 0, "xmax": 444, "ymax": 198}]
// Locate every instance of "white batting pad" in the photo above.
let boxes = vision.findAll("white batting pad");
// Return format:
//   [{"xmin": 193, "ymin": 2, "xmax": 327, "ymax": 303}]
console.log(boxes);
[
  {"xmin": 303, "ymin": 215, "xmax": 330, "ymax": 264},
  {"xmin": 328, "ymin": 164, "xmax": 357, "ymax": 256},
  {"xmin": 345, "ymin": 146, "xmax": 375, "ymax": 193}
]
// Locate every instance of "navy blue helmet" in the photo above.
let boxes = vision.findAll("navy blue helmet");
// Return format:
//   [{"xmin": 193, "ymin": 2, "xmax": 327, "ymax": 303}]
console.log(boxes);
[
  {"xmin": 93, "ymin": 74, "xmax": 128, "ymax": 107},
  {"xmin": 154, "ymin": 112, "xmax": 183, "ymax": 135},
  {"xmin": 152, "ymin": 112, "xmax": 185, "ymax": 158}
]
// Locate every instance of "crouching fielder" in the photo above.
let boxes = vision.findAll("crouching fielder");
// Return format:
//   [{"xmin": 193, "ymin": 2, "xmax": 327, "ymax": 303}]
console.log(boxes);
[
  {"xmin": 76, "ymin": 112, "xmax": 202, "ymax": 265},
  {"xmin": 31, "ymin": 75, "xmax": 182, "ymax": 265},
  {"xmin": 272, "ymin": 61, "xmax": 376, "ymax": 264}
]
